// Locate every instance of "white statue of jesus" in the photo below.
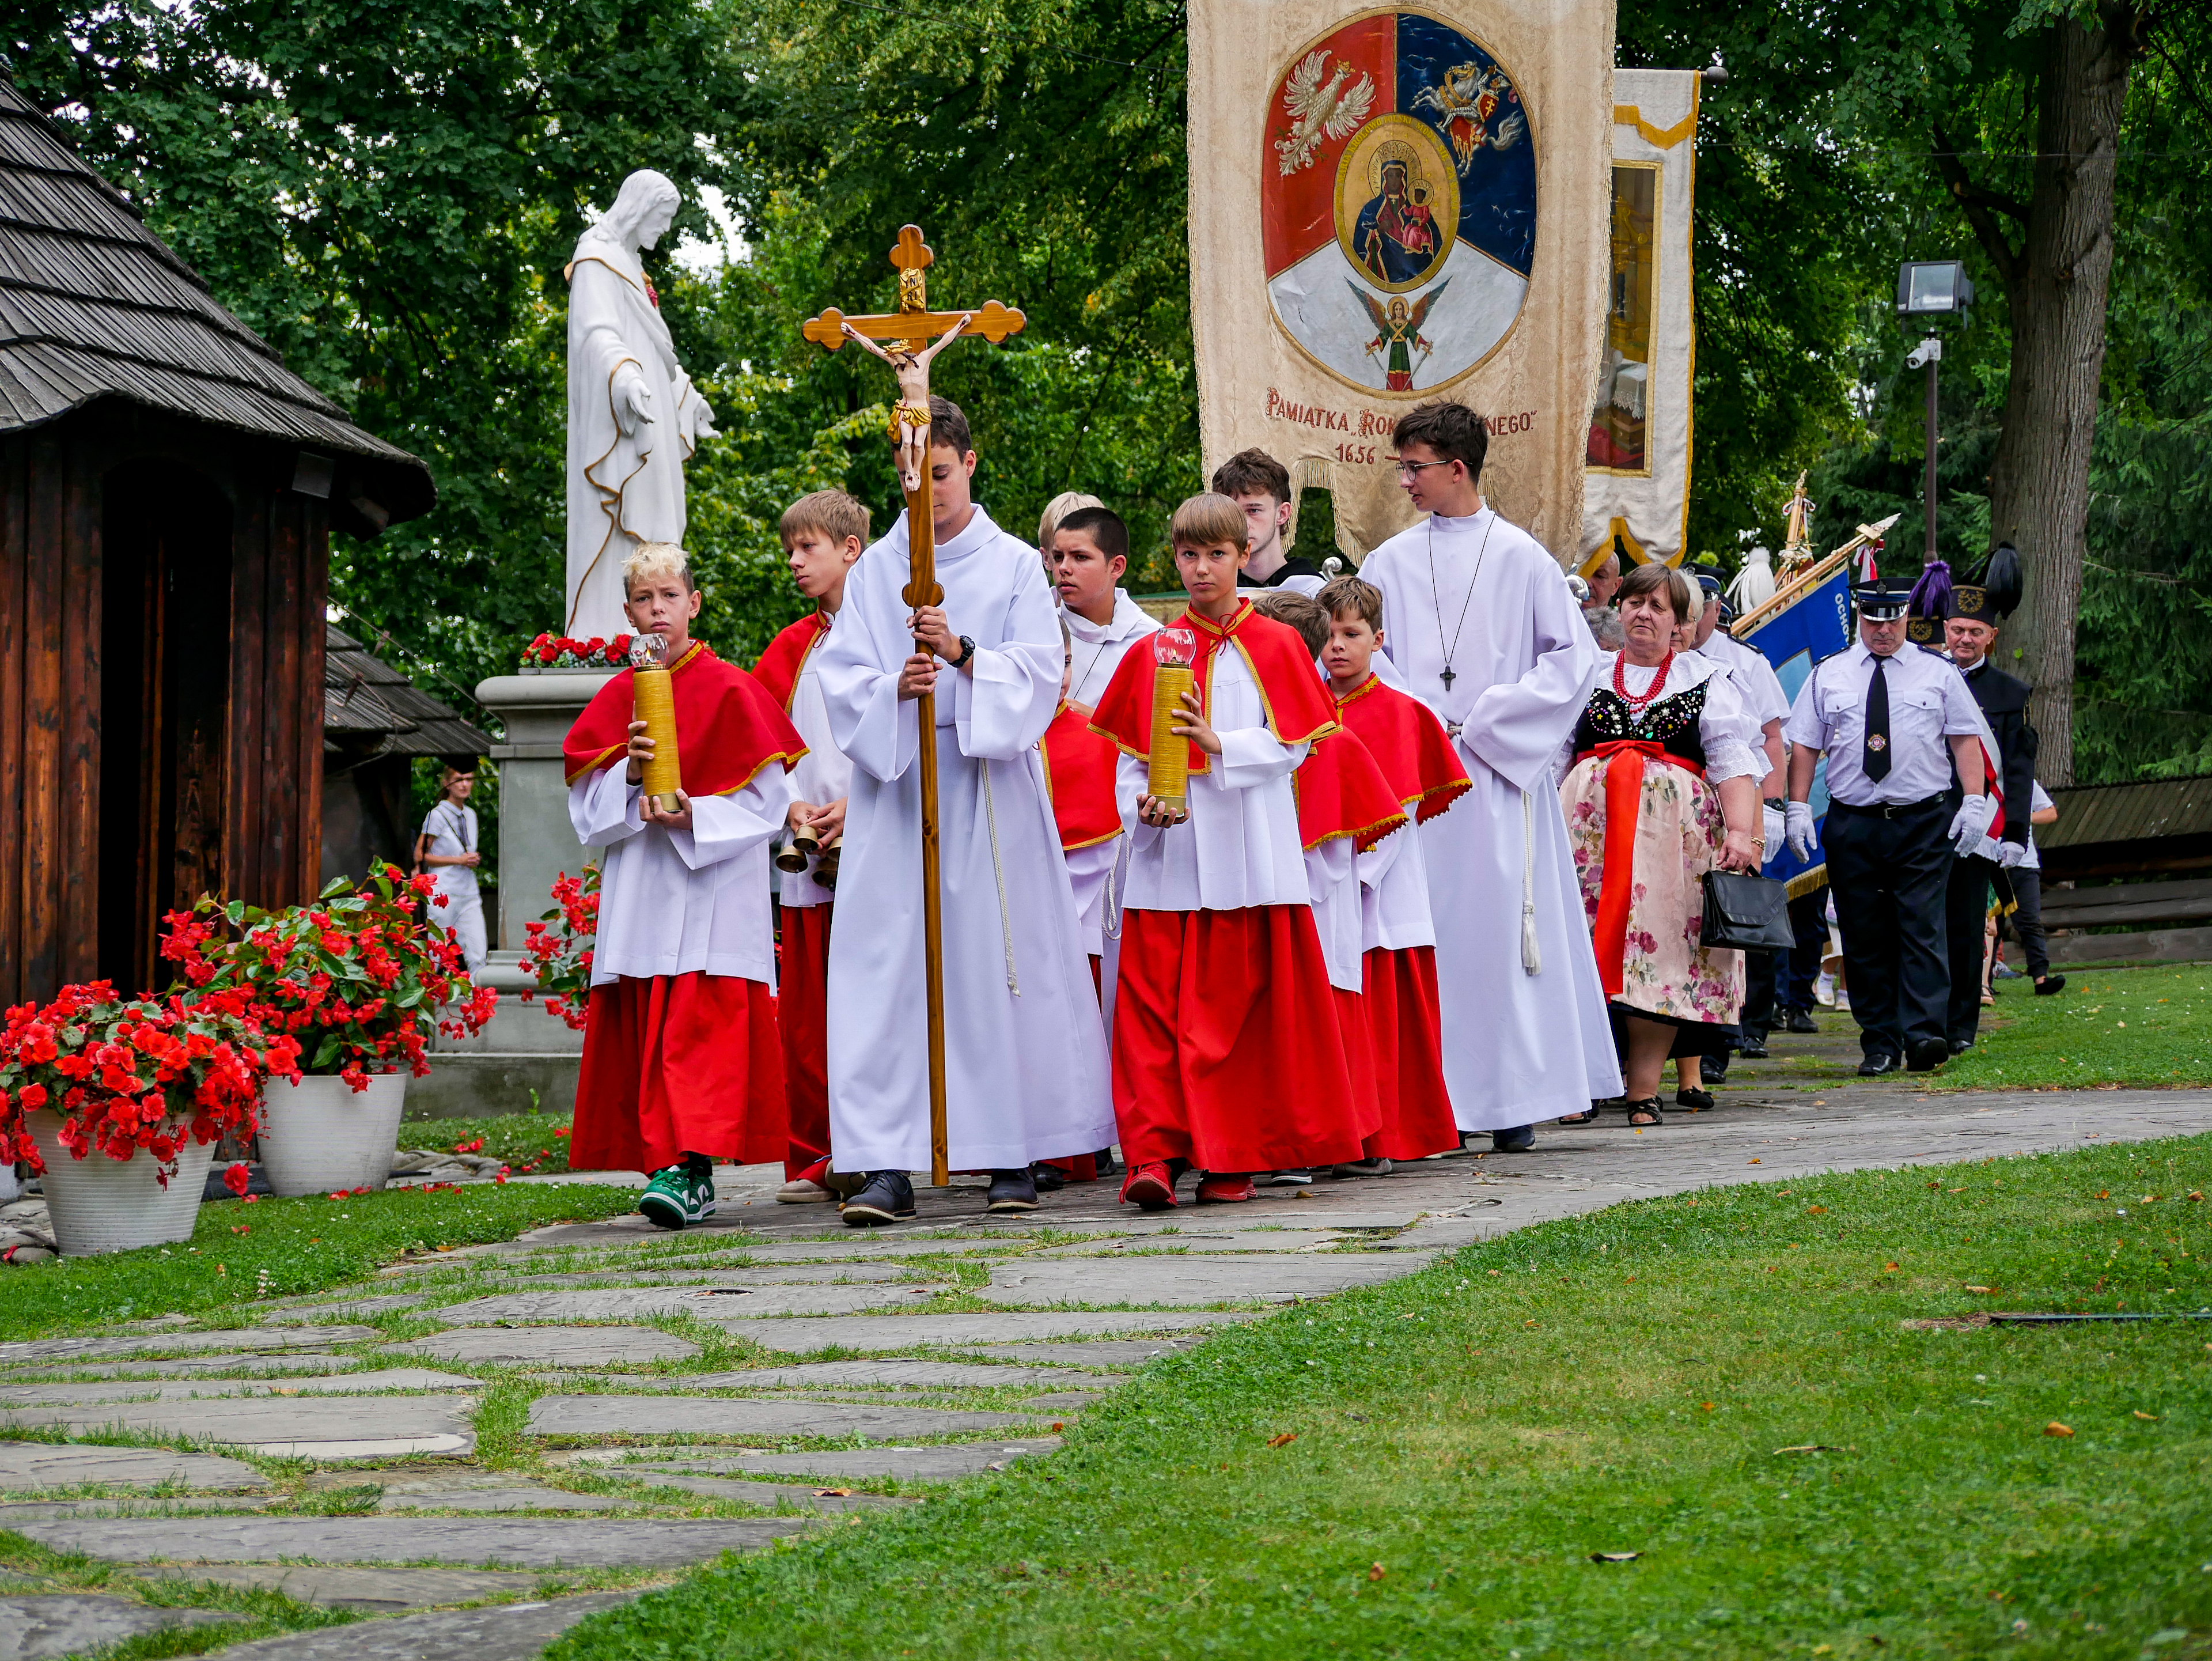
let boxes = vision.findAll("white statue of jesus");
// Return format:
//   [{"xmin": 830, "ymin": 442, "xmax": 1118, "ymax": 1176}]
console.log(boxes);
[{"xmin": 564, "ymin": 170, "xmax": 717, "ymax": 638}]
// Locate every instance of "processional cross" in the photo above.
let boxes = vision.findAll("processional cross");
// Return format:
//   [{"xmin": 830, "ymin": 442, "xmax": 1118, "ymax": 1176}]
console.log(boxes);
[{"xmin": 801, "ymin": 226, "xmax": 1026, "ymax": 1187}]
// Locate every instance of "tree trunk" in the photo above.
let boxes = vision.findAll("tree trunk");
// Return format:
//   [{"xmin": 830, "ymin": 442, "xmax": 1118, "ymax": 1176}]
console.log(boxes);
[{"xmin": 1983, "ymin": 5, "xmax": 2138, "ymax": 786}]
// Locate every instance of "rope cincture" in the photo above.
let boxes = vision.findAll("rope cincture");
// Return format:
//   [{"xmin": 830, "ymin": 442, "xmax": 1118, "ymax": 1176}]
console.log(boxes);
[
  {"xmin": 1520, "ymin": 788, "xmax": 1542, "ymax": 976},
  {"xmin": 981, "ymin": 757, "xmax": 1021, "ymax": 996}
]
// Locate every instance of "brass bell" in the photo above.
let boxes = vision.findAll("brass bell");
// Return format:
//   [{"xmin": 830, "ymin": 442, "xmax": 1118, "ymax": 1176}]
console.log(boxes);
[{"xmin": 775, "ymin": 822, "xmax": 822, "ymax": 873}]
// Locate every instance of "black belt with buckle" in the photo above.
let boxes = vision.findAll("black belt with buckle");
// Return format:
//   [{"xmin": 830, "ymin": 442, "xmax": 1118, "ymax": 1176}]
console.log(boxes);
[{"xmin": 1827, "ymin": 793, "xmax": 1947, "ymax": 820}]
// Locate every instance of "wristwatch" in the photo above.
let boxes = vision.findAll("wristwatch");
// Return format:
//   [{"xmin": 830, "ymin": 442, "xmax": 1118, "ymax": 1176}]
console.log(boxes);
[{"xmin": 949, "ymin": 634, "xmax": 976, "ymax": 668}]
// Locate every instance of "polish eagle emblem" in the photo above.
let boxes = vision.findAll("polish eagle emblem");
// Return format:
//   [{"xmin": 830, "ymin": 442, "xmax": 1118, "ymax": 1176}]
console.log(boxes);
[
  {"xmin": 1275, "ymin": 50, "xmax": 1377, "ymax": 176},
  {"xmin": 1412, "ymin": 62, "xmax": 1527, "ymax": 175}
]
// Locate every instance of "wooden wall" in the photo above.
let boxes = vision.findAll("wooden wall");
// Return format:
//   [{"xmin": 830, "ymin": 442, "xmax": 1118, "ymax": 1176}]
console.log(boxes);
[{"xmin": 0, "ymin": 406, "xmax": 328, "ymax": 1005}]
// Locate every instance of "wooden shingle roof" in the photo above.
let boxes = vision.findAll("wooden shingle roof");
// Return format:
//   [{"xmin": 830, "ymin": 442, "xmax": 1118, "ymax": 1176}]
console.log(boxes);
[
  {"xmin": 0, "ymin": 75, "xmax": 433, "ymax": 524},
  {"xmin": 325, "ymin": 626, "xmax": 493, "ymax": 762}
]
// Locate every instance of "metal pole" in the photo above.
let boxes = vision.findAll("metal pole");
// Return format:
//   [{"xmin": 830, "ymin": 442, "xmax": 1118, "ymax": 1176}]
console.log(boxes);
[{"xmin": 1923, "ymin": 341, "xmax": 1941, "ymax": 565}]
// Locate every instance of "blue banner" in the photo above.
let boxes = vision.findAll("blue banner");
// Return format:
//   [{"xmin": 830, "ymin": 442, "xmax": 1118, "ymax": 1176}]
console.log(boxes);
[{"xmin": 1738, "ymin": 559, "xmax": 1855, "ymax": 894}]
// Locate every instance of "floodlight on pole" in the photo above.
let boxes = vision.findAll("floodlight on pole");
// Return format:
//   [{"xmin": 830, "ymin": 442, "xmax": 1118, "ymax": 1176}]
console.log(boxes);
[{"xmin": 1897, "ymin": 260, "xmax": 1974, "ymax": 567}]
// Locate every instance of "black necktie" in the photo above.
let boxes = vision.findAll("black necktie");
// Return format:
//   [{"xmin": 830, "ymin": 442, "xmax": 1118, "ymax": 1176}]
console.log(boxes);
[{"xmin": 1864, "ymin": 657, "xmax": 1892, "ymax": 782}]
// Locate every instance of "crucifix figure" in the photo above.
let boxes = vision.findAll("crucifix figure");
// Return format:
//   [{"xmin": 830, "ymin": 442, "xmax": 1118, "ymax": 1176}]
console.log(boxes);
[{"xmin": 800, "ymin": 226, "xmax": 1027, "ymax": 1187}]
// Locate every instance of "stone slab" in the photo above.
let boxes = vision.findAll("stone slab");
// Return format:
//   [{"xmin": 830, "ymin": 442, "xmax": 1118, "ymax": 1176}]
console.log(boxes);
[
  {"xmin": 256, "ymin": 1296, "xmax": 429, "ymax": 1321},
  {"xmin": 0, "ymin": 1440, "xmax": 270, "ymax": 1492},
  {"xmin": 1030, "ymin": 1230, "xmax": 1349, "ymax": 1256},
  {"xmin": 979, "ymin": 1254, "xmax": 1430, "ymax": 1307},
  {"xmin": 10, "ymin": 1516, "xmax": 813, "ymax": 1568},
  {"xmin": 0, "ymin": 1594, "xmax": 240, "ymax": 1661},
  {"xmin": 721, "ymin": 1239, "xmax": 1022, "ymax": 1263},
  {"xmin": 385, "ymin": 1326, "xmax": 697, "ymax": 1365},
  {"xmin": 168, "ymin": 1591, "xmax": 638, "ymax": 1661},
  {"xmin": 123, "ymin": 1564, "xmax": 549, "ymax": 1613},
  {"xmin": 0, "ymin": 1327, "xmax": 382, "ymax": 1368},
  {"xmin": 492, "ymin": 1264, "xmax": 910, "ymax": 1287},
  {"xmin": 0, "ymin": 1353, "xmax": 344, "ymax": 1381},
  {"xmin": 0, "ymin": 1370, "xmax": 476, "ymax": 1407},
  {"xmin": 372, "ymin": 1486, "xmax": 624, "ymax": 1514},
  {"xmin": 525, "ymin": 1394, "xmax": 1033, "ymax": 1440},
  {"xmin": 0, "ymin": 1395, "xmax": 475, "ymax": 1459},
  {"xmin": 0, "ymin": 1496, "xmax": 273, "ymax": 1519},
  {"xmin": 622, "ymin": 1472, "xmax": 915, "ymax": 1510},
  {"xmin": 938, "ymin": 1338, "xmax": 1216, "ymax": 1367},
  {"xmin": 606, "ymin": 1440, "xmax": 1062, "ymax": 1481},
  {"xmin": 722, "ymin": 1311, "xmax": 1258, "ymax": 1353},
  {"xmin": 430, "ymin": 1285, "xmax": 935, "ymax": 1325},
  {"xmin": 678, "ymin": 1361, "xmax": 1127, "ymax": 1391}
]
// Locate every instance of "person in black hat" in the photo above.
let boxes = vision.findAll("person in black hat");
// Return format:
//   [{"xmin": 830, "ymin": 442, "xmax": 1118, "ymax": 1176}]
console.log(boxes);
[
  {"xmin": 1938, "ymin": 584, "xmax": 2039, "ymax": 1049},
  {"xmin": 1781, "ymin": 576, "xmax": 1998, "ymax": 1075}
]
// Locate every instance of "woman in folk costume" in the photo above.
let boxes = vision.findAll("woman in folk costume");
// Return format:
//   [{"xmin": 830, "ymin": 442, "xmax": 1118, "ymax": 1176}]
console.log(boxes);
[
  {"xmin": 563, "ymin": 542, "xmax": 807, "ymax": 1228},
  {"xmin": 750, "ymin": 490, "xmax": 868, "ymax": 1204},
  {"xmin": 1555, "ymin": 562, "xmax": 1766, "ymax": 1130},
  {"xmin": 1317, "ymin": 577, "xmax": 1471, "ymax": 1165},
  {"xmin": 812, "ymin": 398, "xmax": 1113, "ymax": 1225},
  {"xmin": 1090, "ymin": 495, "xmax": 1361, "ymax": 1209}
]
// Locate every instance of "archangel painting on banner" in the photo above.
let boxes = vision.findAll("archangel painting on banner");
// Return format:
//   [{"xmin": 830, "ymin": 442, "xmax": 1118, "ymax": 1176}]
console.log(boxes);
[
  {"xmin": 1581, "ymin": 68, "xmax": 1701, "ymax": 574},
  {"xmin": 1188, "ymin": 0, "xmax": 1614, "ymax": 562}
]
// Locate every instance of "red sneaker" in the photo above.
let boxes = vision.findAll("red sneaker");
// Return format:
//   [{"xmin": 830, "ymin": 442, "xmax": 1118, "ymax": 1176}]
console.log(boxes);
[
  {"xmin": 1194, "ymin": 1172, "xmax": 1257, "ymax": 1204},
  {"xmin": 1120, "ymin": 1161, "xmax": 1177, "ymax": 1210}
]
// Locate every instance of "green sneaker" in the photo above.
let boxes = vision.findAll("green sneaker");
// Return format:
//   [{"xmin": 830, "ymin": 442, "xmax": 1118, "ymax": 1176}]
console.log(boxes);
[{"xmin": 639, "ymin": 1164, "xmax": 717, "ymax": 1229}]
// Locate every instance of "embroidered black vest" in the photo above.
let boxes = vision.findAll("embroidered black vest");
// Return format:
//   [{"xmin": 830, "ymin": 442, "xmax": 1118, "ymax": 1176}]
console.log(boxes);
[{"xmin": 1574, "ymin": 675, "xmax": 1711, "ymax": 768}]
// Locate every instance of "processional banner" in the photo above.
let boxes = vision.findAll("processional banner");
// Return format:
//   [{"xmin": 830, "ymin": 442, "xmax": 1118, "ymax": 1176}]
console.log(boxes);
[
  {"xmin": 1188, "ymin": 0, "xmax": 1615, "ymax": 563},
  {"xmin": 1579, "ymin": 68, "xmax": 1700, "ymax": 572},
  {"xmin": 1738, "ymin": 558, "xmax": 1855, "ymax": 896}
]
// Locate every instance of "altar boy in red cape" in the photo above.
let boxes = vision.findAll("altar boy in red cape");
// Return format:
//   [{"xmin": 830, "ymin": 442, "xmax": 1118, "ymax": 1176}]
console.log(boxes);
[
  {"xmin": 750, "ymin": 490, "xmax": 866, "ymax": 1204},
  {"xmin": 1319, "ymin": 576, "xmax": 1468, "ymax": 1164},
  {"xmin": 563, "ymin": 541, "xmax": 807, "ymax": 1228},
  {"xmin": 1089, "ymin": 494, "xmax": 1360, "ymax": 1208}
]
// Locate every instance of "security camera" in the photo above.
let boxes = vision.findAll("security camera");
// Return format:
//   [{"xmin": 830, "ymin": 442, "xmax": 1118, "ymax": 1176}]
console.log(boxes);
[{"xmin": 1904, "ymin": 337, "xmax": 1942, "ymax": 370}]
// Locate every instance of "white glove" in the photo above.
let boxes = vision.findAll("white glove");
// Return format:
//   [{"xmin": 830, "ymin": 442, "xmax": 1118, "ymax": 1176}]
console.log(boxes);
[
  {"xmin": 1763, "ymin": 805, "xmax": 1786, "ymax": 862},
  {"xmin": 1949, "ymin": 793, "xmax": 1997, "ymax": 855},
  {"xmin": 1995, "ymin": 839, "xmax": 2028, "ymax": 869},
  {"xmin": 1785, "ymin": 801, "xmax": 1818, "ymax": 861}
]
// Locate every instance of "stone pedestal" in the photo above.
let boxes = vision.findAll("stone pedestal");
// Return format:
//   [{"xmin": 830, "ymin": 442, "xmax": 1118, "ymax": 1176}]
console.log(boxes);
[{"xmin": 416, "ymin": 669, "xmax": 615, "ymax": 1119}]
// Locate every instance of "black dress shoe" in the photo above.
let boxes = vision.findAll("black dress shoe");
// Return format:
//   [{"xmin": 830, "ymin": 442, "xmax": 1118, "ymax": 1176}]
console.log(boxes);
[
  {"xmin": 1737, "ymin": 1038, "xmax": 1770, "ymax": 1060},
  {"xmin": 1948, "ymin": 1036, "xmax": 1974, "ymax": 1055},
  {"xmin": 986, "ymin": 1168, "xmax": 1040, "ymax": 1213},
  {"xmin": 1857, "ymin": 1052, "xmax": 1901, "ymax": 1077},
  {"xmin": 841, "ymin": 1170, "xmax": 915, "ymax": 1226},
  {"xmin": 1700, "ymin": 1054, "xmax": 1727, "ymax": 1085},
  {"xmin": 2033, "ymin": 974, "xmax": 2067, "ymax": 996},
  {"xmin": 1028, "ymin": 1161, "xmax": 1066, "ymax": 1192},
  {"xmin": 1785, "ymin": 1009, "xmax": 1820, "ymax": 1035},
  {"xmin": 1490, "ymin": 1125, "xmax": 1536, "ymax": 1152},
  {"xmin": 1906, "ymin": 1038, "xmax": 1951, "ymax": 1072},
  {"xmin": 1675, "ymin": 1086, "xmax": 1715, "ymax": 1111}
]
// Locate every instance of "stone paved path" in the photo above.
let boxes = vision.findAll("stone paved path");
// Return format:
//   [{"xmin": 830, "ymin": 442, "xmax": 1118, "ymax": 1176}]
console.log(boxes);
[{"xmin": 2, "ymin": 1076, "xmax": 2203, "ymax": 1661}]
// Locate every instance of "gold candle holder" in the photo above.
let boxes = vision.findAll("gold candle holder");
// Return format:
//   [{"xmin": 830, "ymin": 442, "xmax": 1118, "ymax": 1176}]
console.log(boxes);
[
  {"xmin": 628, "ymin": 633, "xmax": 684, "ymax": 813},
  {"xmin": 1145, "ymin": 626, "xmax": 1199, "ymax": 814}
]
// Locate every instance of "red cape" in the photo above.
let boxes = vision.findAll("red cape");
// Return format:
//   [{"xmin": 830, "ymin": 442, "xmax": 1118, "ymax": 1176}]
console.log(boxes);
[
  {"xmin": 1090, "ymin": 599, "xmax": 1338, "ymax": 777},
  {"xmin": 563, "ymin": 640, "xmax": 807, "ymax": 796},
  {"xmin": 749, "ymin": 611, "xmax": 831, "ymax": 712},
  {"xmin": 1040, "ymin": 702, "xmax": 1123, "ymax": 852},
  {"xmin": 1295, "ymin": 729, "xmax": 1408, "ymax": 853},
  {"xmin": 1334, "ymin": 673, "xmax": 1471, "ymax": 823}
]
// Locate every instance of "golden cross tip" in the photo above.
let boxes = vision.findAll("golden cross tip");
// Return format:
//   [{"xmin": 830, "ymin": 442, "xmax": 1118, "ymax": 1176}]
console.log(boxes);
[{"xmin": 891, "ymin": 225, "xmax": 934, "ymax": 274}]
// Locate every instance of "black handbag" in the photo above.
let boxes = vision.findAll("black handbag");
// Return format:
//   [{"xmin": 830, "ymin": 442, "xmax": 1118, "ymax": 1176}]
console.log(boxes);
[{"xmin": 1700, "ymin": 869, "xmax": 1797, "ymax": 952}]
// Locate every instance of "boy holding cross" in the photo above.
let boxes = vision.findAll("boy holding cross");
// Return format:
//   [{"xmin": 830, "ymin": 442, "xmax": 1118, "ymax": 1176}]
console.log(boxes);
[{"xmin": 813, "ymin": 397, "xmax": 1113, "ymax": 1224}]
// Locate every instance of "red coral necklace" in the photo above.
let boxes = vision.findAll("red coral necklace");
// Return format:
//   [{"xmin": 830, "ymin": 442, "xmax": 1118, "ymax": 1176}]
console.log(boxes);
[{"xmin": 1612, "ymin": 650, "xmax": 1675, "ymax": 717}]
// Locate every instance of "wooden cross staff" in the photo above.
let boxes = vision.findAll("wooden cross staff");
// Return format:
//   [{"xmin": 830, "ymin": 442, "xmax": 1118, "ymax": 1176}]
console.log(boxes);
[{"xmin": 800, "ymin": 225, "xmax": 1026, "ymax": 1187}]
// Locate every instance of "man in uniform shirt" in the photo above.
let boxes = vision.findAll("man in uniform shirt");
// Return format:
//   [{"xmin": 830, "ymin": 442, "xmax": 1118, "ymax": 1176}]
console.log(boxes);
[
  {"xmin": 1782, "ymin": 577, "xmax": 1997, "ymax": 1076},
  {"xmin": 1938, "ymin": 584, "xmax": 2037, "ymax": 1053}
]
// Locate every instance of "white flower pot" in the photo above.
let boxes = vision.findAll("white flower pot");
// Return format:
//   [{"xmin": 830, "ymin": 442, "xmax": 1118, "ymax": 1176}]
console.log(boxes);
[
  {"xmin": 25, "ymin": 1111, "xmax": 213, "ymax": 1257},
  {"xmin": 258, "ymin": 1073, "xmax": 409, "ymax": 1197}
]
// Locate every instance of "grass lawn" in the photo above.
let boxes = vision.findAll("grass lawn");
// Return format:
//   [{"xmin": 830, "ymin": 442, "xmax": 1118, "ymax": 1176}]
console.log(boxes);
[
  {"xmin": 399, "ymin": 1110, "xmax": 577, "ymax": 1174},
  {"xmin": 1934, "ymin": 963, "xmax": 2212, "ymax": 1091},
  {"xmin": 552, "ymin": 1136, "xmax": 2212, "ymax": 1661},
  {"xmin": 0, "ymin": 1179, "xmax": 637, "ymax": 1338}
]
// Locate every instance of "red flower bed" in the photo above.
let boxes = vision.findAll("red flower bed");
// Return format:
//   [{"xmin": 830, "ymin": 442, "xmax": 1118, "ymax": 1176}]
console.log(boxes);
[
  {"xmin": 520, "ymin": 867, "xmax": 598, "ymax": 1031},
  {"xmin": 0, "ymin": 983, "xmax": 302, "ymax": 1185},
  {"xmin": 522, "ymin": 633, "xmax": 632, "ymax": 670},
  {"xmin": 163, "ymin": 865, "xmax": 497, "ymax": 1089}
]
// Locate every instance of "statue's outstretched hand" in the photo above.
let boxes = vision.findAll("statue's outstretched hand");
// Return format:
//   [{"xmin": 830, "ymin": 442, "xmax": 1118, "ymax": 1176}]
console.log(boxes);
[
  {"xmin": 617, "ymin": 374, "xmax": 656, "ymax": 434},
  {"xmin": 689, "ymin": 395, "xmax": 717, "ymax": 440}
]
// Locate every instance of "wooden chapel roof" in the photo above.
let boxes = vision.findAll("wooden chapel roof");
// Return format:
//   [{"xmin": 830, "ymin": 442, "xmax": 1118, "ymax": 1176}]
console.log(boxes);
[{"xmin": 0, "ymin": 74, "xmax": 434, "ymax": 523}]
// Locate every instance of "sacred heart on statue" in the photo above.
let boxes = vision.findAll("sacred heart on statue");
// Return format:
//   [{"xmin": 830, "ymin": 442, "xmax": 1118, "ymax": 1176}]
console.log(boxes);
[{"xmin": 1262, "ymin": 11, "xmax": 1536, "ymax": 396}]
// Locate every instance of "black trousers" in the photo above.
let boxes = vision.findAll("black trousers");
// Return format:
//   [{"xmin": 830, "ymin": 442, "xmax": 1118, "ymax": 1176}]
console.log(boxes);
[
  {"xmin": 1945, "ymin": 853, "xmax": 2001, "ymax": 1045},
  {"xmin": 1825, "ymin": 801, "xmax": 1953, "ymax": 1061},
  {"xmin": 1779, "ymin": 889, "xmax": 1829, "ymax": 1011},
  {"xmin": 1995, "ymin": 867, "xmax": 2050, "ymax": 979}
]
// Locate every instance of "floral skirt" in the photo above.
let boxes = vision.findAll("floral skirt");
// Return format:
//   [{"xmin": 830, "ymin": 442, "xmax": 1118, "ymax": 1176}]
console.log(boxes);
[{"xmin": 1562, "ymin": 755, "xmax": 1743, "ymax": 1028}]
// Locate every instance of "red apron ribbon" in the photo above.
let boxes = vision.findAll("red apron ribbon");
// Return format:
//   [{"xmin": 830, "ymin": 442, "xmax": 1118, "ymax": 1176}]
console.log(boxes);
[{"xmin": 1581, "ymin": 740, "xmax": 1706, "ymax": 1000}]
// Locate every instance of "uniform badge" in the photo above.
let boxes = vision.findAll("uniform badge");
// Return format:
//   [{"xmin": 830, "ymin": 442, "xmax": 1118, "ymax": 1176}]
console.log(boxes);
[{"xmin": 1867, "ymin": 734, "xmax": 1887, "ymax": 752}]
